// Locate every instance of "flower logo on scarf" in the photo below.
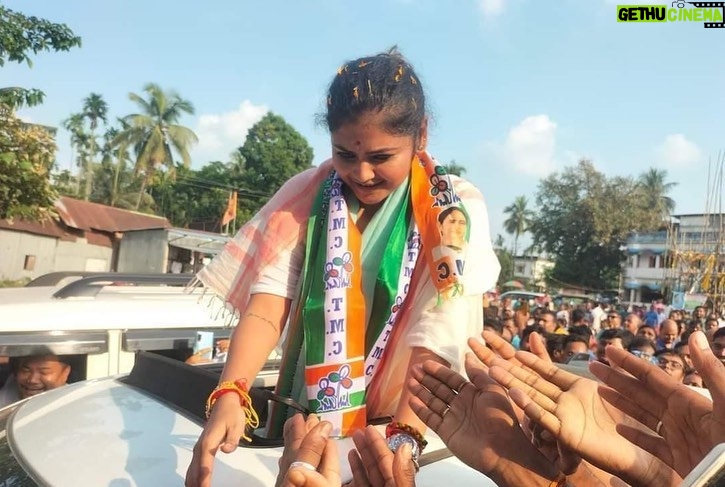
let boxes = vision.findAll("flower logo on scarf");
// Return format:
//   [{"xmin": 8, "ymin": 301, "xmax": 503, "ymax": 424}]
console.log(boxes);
[
  {"xmin": 429, "ymin": 171, "xmax": 450, "ymax": 197},
  {"xmin": 324, "ymin": 262, "xmax": 340, "ymax": 280},
  {"xmin": 316, "ymin": 365, "xmax": 354, "ymax": 409},
  {"xmin": 324, "ymin": 252, "xmax": 354, "ymax": 289}
]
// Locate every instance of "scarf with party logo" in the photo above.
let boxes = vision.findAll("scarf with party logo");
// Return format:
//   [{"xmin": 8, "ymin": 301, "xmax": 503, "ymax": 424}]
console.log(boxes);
[{"xmin": 273, "ymin": 152, "xmax": 470, "ymax": 438}]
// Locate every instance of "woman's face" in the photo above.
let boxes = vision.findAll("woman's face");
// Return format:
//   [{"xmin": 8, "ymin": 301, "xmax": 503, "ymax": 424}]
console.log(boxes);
[
  {"xmin": 439, "ymin": 209, "xmax": 468, "ymax": 249},
  {"xmin": 330, "ymin": 111, "xmax": 424, "ymax": 208}
]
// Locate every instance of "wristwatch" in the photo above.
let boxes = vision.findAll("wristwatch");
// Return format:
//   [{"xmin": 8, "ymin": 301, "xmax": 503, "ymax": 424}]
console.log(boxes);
[{"xmin": 386, "ymin": 432, "xmax": 421, "ymax": 462}]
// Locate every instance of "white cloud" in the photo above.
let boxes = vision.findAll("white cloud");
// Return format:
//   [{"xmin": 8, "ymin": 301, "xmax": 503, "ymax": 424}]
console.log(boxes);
[
  {"xmin": 656, "ymin": 134, "xmax": 702, "ymax": 168},
  {"xmin": 192, "ymin": 100, "xmax": 268, "ymax": 164},
  {"xmin": 492, "ymin": 115, "xmax": 558, "ymax": 176},
  {"xmin": 478, "ymin": 0, "xmax": 506, "ymax": 17}
]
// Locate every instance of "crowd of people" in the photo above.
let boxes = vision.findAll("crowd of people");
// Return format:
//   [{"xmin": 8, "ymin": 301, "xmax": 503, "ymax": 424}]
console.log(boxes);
[
  {"xmin": 276, "ymin": 303, "xmax": 724, "ymax": 486},
  {"xmin": 483, "ymin": 297, "xmax": 724, "ymax": 392}
]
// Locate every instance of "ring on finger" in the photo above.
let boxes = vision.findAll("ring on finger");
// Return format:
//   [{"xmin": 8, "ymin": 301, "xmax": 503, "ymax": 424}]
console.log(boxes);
[
  {"xmin": 454, "ymin": 381, "xmax": 470, "ymax": 394},
  {"xmin": 655, "ymin": 420, "xmax": 663, "ymax": 435},
  {"xmin": 289, "ymin": 461, "xmax": 317, "ymax": 472},
  {"xmin": 441, "ymin": 405, "xmax": 451, "ymax": 418}
]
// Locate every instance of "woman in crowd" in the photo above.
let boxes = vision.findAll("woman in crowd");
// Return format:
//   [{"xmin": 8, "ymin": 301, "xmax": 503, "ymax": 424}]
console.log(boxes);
[{"xmin": 185, "ymin": 48, "xmax": 500, "ymax": 486}]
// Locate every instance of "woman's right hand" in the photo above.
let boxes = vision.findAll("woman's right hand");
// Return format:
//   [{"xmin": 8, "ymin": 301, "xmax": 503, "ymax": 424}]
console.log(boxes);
[{"xmin": 185, "ymin": 393, "xmax": 247, "ymax": 487}]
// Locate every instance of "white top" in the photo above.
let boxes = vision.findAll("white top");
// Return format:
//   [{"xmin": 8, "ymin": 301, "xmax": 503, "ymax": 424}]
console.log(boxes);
[{"xmin": 250, "ymin": 193, "xmax": 500, "ymax": 373}]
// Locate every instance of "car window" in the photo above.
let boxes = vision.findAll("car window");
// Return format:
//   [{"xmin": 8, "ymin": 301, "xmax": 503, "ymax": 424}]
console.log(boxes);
[{"xmin": 0, "ymin": 408, "xmax": 37, "ymax": 486}]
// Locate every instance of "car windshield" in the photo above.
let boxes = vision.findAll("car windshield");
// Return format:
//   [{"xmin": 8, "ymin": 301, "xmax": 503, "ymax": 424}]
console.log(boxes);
[{"xmin": 0, "ymin": 406, "xmax": 38, "ymax": 486}]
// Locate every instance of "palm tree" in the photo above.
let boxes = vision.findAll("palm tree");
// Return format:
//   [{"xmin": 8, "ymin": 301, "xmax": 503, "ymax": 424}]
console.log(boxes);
[
  {"xmin": 115, "ymin": 83, "xmax": 198, "ymax": 209},
  {"xmin": 503, "ymin": 195, "xmax": 534, "ymax": 259},
  {"xmin": 81, "ymin": 93, "xmax": 108, "ymax": 200},
  {"xmin": 638, "ymin": 168, "xmax": 677, "ymax": 220},
  {"xmin": 98, "ymin": 126, "xmax": 129, "ymax": 207},
  {"xmin": 62, "ymin": 112, "xmax": 87, "ymax": 195}
]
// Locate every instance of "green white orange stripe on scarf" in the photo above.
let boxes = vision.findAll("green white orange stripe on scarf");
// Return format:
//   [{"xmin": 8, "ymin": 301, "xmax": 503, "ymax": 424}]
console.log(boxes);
[{"xmin": 300, "ymin": 151, "xmax": 469, "ymax": 437}]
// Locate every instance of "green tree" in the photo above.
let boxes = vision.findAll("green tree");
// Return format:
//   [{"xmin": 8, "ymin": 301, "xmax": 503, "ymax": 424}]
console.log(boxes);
[
  {"xmin": 494, "ymin": 247, "xmax": 514, "ymax": 289},
  {"xmin": 62, "ymin": 112, "xmax": 88, "ymax": 194},
  {"xmin": 115, "ymin": 83, "xmax": 198, "ymax": 209},
  {"xmin": 503, "ymin": 195, "xmax": 534, "ymax": 258},
  {"xmin": 231, "ymin": 113, "xmax": 313, "ymax": 220},
  {"xmin": 0, "ymin": 6, "xmax": 81, "ymax": 108},
  {"xmin": 80, "ymin": 93, "xmax": 108, "ymax": 200},
  {"xmin": 0, "ymin": 105, "xmax": 57, "ymax": 220},
  {"xmin": 90, "ymin": 126, "xmax": 142, "ymax": 209},
  {"xmin": 152, "ymin": 162, "xmax": 231, "ymax": 229},
  {"xmin": 443, "ymin": 160, "xmax": 466, "ymax": 177},
  {"xmin": 529, "ymin": 159, "xmax": 661, "ymax": 290},
  {"xmin": 637, "ymin": 168, "xmax": 677, "ymax": 220}
]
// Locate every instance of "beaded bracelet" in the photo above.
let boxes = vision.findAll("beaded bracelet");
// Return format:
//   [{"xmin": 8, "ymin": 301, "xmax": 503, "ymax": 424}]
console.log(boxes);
[
  {"xmin": 205, "ymin": 379, "xmax": 260, "ymax": 441},
  {"xmin": 385, "ymin": 421, "xmax": 428, "ymax": 451}
]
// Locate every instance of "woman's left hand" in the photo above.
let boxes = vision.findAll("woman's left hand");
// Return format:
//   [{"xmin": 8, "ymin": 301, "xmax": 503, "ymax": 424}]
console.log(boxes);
[{"xmin": 277, "ymin": 416, "xmax": 340, "ymax": 487}]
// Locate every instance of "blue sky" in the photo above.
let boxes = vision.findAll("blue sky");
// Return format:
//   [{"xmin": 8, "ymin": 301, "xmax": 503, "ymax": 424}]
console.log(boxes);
[{"xmin": 4, "ymin": 0, "xmax": 724, "ymax": 244}]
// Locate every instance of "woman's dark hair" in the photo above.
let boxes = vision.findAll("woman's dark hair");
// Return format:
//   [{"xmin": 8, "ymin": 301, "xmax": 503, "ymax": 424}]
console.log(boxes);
[{"xmin": 324, "ymin": 47, "xmax": 426, "ymax": 139}]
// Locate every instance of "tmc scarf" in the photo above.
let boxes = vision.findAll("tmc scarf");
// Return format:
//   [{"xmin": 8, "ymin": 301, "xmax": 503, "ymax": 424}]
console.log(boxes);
[{"xmin": 274, "ymin": 152, "xmax": 470, "ymax": 437}]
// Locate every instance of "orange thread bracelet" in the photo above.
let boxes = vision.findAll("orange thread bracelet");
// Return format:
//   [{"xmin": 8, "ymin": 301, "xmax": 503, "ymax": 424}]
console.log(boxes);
[{"xmin": 205, "ymin": 380, "xmax": 260, "ymax": 441}]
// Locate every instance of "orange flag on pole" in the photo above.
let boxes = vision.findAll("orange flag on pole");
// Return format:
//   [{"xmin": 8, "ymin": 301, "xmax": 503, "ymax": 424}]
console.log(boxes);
[{"xmin": 221, "ymin": 191, "xmax": 237, "ymax": 227}]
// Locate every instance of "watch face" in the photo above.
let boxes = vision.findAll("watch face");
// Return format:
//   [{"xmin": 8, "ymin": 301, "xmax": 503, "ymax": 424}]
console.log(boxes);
[{"xmin": 387, "ymin": 433, "xmax": 421, "ymax": 460}]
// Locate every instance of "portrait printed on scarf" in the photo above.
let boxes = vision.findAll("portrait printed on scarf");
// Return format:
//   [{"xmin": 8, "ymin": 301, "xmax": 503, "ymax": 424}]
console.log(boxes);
[{"xmin": 437, "ymin": 206, "xmax": 468, "ymax": 252}]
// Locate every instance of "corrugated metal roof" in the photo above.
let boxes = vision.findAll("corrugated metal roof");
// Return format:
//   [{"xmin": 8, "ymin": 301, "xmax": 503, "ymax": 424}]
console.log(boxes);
[
  {"xmin": 167, "ymin": 228, "xmax": 230, "ymax": 254},
  {"xmin": 0, "ymin": 218, "xmax": 74, "ymax": 241},
  {"xmin": 56, "ymin": 197, "xmax": 171, "ymax": 233}
]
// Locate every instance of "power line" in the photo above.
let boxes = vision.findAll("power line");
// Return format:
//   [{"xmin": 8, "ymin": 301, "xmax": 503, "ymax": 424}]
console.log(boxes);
[{"xmin": 173, "ymin": 174, "xmax": 273, "ymax": 198}]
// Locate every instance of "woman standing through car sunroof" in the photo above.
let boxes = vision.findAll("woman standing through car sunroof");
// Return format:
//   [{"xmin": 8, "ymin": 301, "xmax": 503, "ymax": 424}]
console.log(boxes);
[{"xmin": 185, "ymin": 47, "xmax": 500, "ymax": 487}]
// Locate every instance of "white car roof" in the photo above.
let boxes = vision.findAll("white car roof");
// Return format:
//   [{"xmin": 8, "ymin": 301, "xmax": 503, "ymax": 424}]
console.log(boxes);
[
  {"xmin": 0, "ymin": 285, "xmax": 230, "ymax": 332},
  {"xmin": 4, "ymin": 362, "xmax": 495, "ymax": 486}
]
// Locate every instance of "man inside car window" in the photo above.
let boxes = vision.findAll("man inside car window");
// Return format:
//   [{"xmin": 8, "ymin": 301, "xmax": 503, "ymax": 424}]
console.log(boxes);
[{"xmin": 0, "ymin": 353, "xmax": 71, "ymax": 408}]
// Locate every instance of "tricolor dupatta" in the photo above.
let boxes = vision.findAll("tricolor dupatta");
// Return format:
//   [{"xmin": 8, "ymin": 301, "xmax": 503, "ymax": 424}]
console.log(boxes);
[{"xmin": 272, "ymin": 152, "xmax": 471, "ymax": 438}]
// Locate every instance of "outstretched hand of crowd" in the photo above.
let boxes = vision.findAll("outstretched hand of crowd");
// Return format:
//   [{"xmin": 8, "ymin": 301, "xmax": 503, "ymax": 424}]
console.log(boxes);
[
  {"xmin": 487, "ymin": 350, "xmax": 682, "ymax": 487},
  {"xmin": 276, "ymin": 415, "xmax": 340, "ymax": 487},
  {"xmin": 347, "ymin": 426, "xmax": 416, "ymax": 487},
  {"xmin": 591, "ymin": 330, "xmax": 725, "ymax": 478},
  {"xmin": 471, "ymin": 330, "xmax": 588, "ymax": 475},
  {"xmin": 408, "ymin": 356, "xmax": 563, "ymax": 486}
]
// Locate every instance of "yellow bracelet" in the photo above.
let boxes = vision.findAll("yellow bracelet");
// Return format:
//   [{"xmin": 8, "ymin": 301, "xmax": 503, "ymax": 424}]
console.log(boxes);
[{"xmin": 205, "ymin": 380, "xmax": 260, "ymax": 442}]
